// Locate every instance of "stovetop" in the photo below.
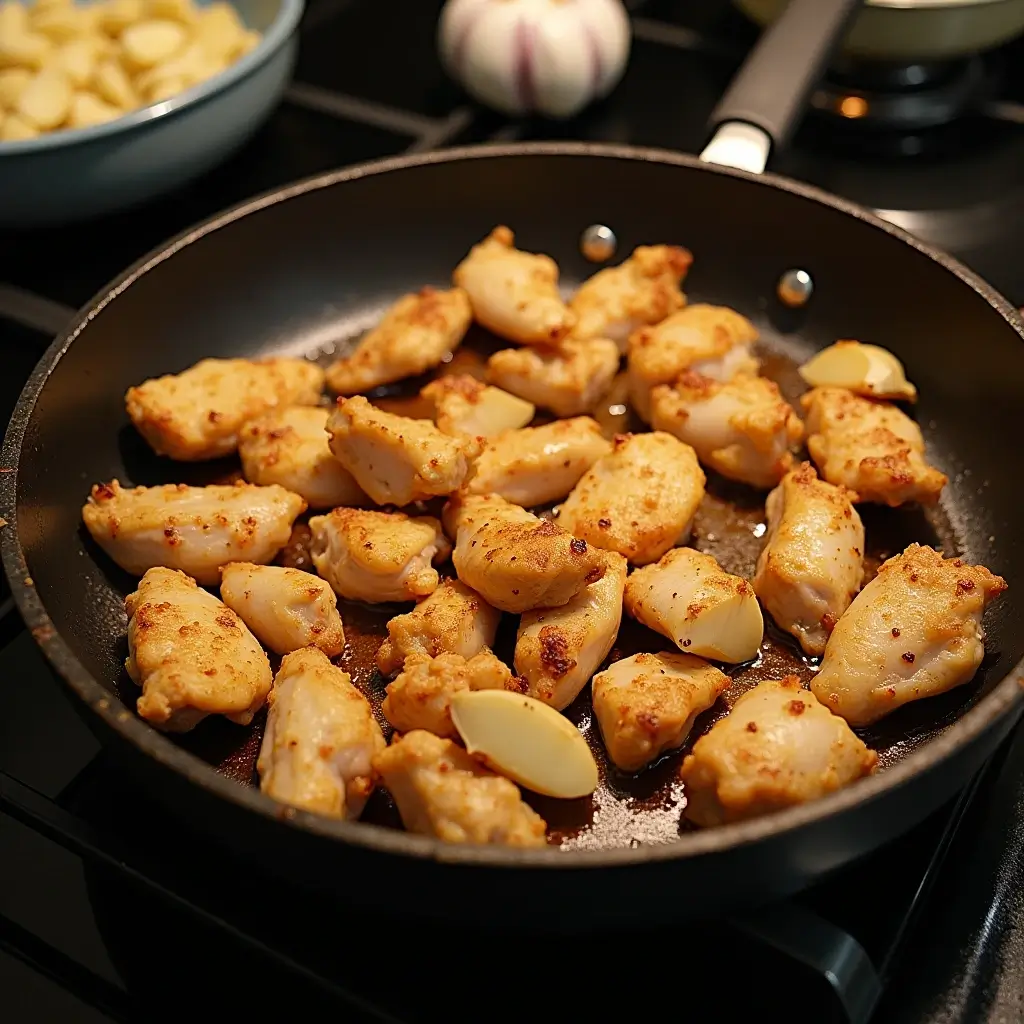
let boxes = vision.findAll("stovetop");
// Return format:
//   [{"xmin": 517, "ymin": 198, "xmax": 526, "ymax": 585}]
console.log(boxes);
[{"xmin": 2, "ymin": 1, "xmax": 1024, "ymax": 1021}]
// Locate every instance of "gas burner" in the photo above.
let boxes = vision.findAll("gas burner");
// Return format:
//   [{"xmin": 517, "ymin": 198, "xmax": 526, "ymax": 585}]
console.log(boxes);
[{"xmin": 808, "ymin": 55, "xmax": 1000, "ymax": 132}]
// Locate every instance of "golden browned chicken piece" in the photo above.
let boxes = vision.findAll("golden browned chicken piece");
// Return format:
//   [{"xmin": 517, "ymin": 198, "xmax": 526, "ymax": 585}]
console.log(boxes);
[
  {"xmin": 309, "ymin": 507, "xmax": 450, "ymax": 604},
  {"xmin": 125, "ymin": 357, "xmax": 324, "ymax": 461},
  {"xmin": 373, "ymin": 730, "xmax": 547, "ymax": 846},
  {"xmin": 753, "ymin": 463, "xmax": 864, "ymax": 657},
  {"xmin": 486, "ymin": 337, "xmax": 620, "ymax": 418},
  {"xmin": 557, "ymin": 432, "xmax": 706, "ymax": 566},
  {"xmin": 681, "ymin": 676, "xmax": 878, "ymax": 827},
  {"xmin": 325, "ymin": 287, "xmax": 472, "ymax": 395},
  {"xmin": 624, "ymin": 547, "xmax": 764, "ymax": 663},
  {"xmin": 376, "ymin": 579, "xmax": 502, "ymax": 675},
  {"xmin": 82, "ymin": 480, "xmax": 306, "ymax": 585},
  {"xmin": 811, "ymin": 544, "xmax": 1006, "ymax": 726},
  {"xmin": 452, "ymin": 225, "xmax": 576, "ymax": 345},
  {"xmin": 238, "ymin": 405, "xmax": 370, "ymax": 510},
  {"xmin": 125, "ymin": 567, "xmax": 272, "ymax": 732},
  {"xmin": 650, "ymin": 371, "xmax": 804, "ymax": 488},
  {"xmin": 515, "ymin": 551, "xmax": 627, "ymax": 711},
  {"xmin": 801, "ymin": 387, "xmax": 947, "ymax": 506},
  {"xmin": 420, "ymin": 375, "xmax": 535, "ymax": 438},
  {"xmin": 627, "ymin": 304, "xmax": 759, "ymax": 422},
  {"xmin": 382, "ymin": 651, "xmax": 516, "ymax": 737},
  {"xmin": 592, "ymin": 652, "xmax": 730, "ymax": 772},
  {"xmin": 219, "ymin": 562, "xmax": 345, "ymax": 657},
  {"xmin": 571, "ymin": 244, "xmax": 693, "ymax": 351},
  {"xmin": 445, "ymin": 493, "xmax": 606, "ymax": 614},
  {"xmin": 326, "ymin": 396, "xmax": 479, "ymax": 507},
  {"xmin": 465, "ymin": 417, "xmax": 612, "ymax": 507},
  {"xmin": 258, "ymin": 648, "xmax": 385, "ymax": 819}
]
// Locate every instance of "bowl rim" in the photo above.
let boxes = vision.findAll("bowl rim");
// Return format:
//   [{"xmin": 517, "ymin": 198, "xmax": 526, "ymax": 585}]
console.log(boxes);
[{"xmin": 0, "ymin": 0, "xmax": 305, "ymax": 155}]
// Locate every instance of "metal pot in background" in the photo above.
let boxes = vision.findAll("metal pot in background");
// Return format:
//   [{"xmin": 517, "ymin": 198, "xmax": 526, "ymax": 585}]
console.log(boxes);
[{"xmin": 735, "ymin": 0, "xmax": 1024, "ymax": 62}]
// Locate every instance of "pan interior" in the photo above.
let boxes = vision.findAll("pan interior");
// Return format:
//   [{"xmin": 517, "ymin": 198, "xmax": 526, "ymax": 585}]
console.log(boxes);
[{"xmin": 12, "ymin": 152, "xmax": 1024, "ymax": 853}]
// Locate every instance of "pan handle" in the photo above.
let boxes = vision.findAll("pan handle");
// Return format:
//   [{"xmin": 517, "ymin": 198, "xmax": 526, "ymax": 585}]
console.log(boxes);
[{"xmin": 700, "ymin": 0, "xmax": 864, "ymax": 174}]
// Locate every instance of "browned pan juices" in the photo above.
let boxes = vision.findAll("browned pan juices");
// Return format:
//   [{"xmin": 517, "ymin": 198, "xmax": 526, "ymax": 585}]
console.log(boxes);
[{"xmin": 164, "ymin": 330, "xmax": 975, "ymax": 849}]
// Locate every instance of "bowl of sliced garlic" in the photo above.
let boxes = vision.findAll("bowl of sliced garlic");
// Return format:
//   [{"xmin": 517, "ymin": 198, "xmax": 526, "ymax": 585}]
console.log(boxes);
[{"xmin": 0, "ymin": 0, "xmax": 303, "ymax": 226}]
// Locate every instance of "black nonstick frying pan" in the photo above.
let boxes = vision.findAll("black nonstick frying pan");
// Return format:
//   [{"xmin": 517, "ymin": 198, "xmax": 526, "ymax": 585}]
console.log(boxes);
[{"xmin": 4, "ymin": 0, "xmax": 1024, "ymax": 929}]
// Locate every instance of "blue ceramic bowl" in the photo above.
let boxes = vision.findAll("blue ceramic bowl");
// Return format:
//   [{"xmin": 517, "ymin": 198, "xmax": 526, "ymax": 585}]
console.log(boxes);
[{"xmin": 0, "ymin": 0, "xmax": 304, "ymax": 227}]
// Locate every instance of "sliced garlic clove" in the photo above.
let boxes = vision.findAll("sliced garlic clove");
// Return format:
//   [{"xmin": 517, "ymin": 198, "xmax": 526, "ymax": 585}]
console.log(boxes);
[
  {"xmin": 798, "ymin": 340, "xmax": 917, "ymax": 402},
  {"xmin": 449, "ymin": 689, "xmax": 598, "ymax": 799}
]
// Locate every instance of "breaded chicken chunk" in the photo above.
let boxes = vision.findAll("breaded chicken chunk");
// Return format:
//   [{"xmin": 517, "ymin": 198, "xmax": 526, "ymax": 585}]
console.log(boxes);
[
  {"xmin": 239, "ymin": 405, "xmax": 370, "ymax": 510},
  {"xmin": 373, "ymin": 730, "xmax": 547, "ymax": 846},
  {"xmin": 376, "ymin": 579, "xmax": 501, "ymax": 676},
  {"xmin": 801, "ymin": 387, "xmax": 947, "ymax": 506},
  {"xmin": 571, "ymin": 244, "xmax": 693, "ymax": 351},
  {"xmin": 258, "ymin": 648, "xmax": 385, "ymax": 819},
  {"xmin": 681, "ymin": 676, "xmax": 878, "ymax": 827},
  {"xmin": 487, "ymin": 337, "xmax": 620, "ymax": 418},
  {"xmin": 309, "ymin": 507, "xmax": 450, "ymax": 604},
  {"xmin": 465, "ymin": 416, "xmax": 611, "ymax": 507},
  {"xmin": 125, "ymin": 356, "xmax": 324, "ymax": 461},
  {"xmin": 445, "ymin": 492, "xmax": 607, "ymax": 614},
  {"xmin": 125, "ymin": 567, "xmax": 272, "ymax": 732},
  {"xmin": 812, "ymin": 544, "xmax": 1006, "ymax": 726},
  {"xmin": 420, "ymin": 375, "xmax": 535, "ymax": 438},
  {"xmin": 327, "ymin": 396, "xmax": 478, "ymax": 506},
  {"xmin": 82, "ymin": 479, "xmax": 306, "ymax": 585},
  {"xmin": 453, "ymin": 225, "xmax": 576, "ymax": 345},
  {"xmin": 325, "ymin": 287, "xmax": 472, "ymax": 395},
  {"xmin": 557, "ymin": 432, "xmax": 706, "ymax": 566}
]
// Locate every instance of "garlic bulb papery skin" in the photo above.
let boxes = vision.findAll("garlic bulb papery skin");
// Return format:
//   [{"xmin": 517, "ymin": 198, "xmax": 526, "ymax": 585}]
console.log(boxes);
[{"xmin": 439, "ymin": 0, "xmax": 631, "ymax": 119}]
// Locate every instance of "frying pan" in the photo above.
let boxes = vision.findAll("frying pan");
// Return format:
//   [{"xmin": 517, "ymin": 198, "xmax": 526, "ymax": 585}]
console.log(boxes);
[{"xmin": 3, "ymin": 0, "xmax": 1024, "ymax": 929}]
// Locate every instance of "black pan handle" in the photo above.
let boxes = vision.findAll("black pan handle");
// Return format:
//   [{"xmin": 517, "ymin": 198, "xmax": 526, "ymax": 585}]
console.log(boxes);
[{"xmin": 701, "ymin": 0, "xmax": 864, "ymax": 173}]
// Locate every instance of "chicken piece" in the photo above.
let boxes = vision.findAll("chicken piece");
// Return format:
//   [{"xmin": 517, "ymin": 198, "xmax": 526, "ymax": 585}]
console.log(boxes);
[
  {"xmin": 326, "ymin": 395, "xmax": 478, "ymax": 507},
  {"xmin": 452, "ymin": 225, "xmax": 576, "ymax": 345},
  {"xmin": 571, "ymin": 244, "xmax": 693, "ymax": 351},
  {"xmin": 753, "ymin": 462, "xmax": 864, "ymax": 657},
  {"xmin": 801, "ymin": 387, "xmax": 947, "ymax": 506},
  {"xmin": 373, "ymin": 729, "xmax": 547, "ymax": 846},
  {"xmin": 382, "ymin": 651, "xmax": 516, "ymax": 737},
  {"xmin": 219, "ymin": 562, "xmax": 345, "ymax": 657},
  {"xmin": 125, "ymin": 357, "xmax": 324, "ymax": 461},
  {"xmin": 445, "ymin": 493, "xmax": 606, "ymax": 614},
  {"xmin": 420, "ymin": 375, "xmax": 535, "ymax": 438},
  {"xmin": 309, "ymin": 507, "xmax": 450, "ymax": 604},
  {"xmin": 515, "ymin": 551, "xmax": 626, "ymax": 711},
  {"xmin": 627, "ymin": 304, "xmax": 759, "ymax": 422},
  {"xmin": 624, "ymin": 547, "xmax": 764, "ymax": 662},
  {"xmin": 592, "ymin": 652, "xmax": 730, "ymax": 772},
  {"xmin": 650, "ymin": 371, "xmax": 804, "ymax": 488},
  {"xmin": 82, "ymin": 479, "xmax": 306, "ymax": 586},
  {"xmin": 811, "ymin": 544, "xmax": 1007, "ymax": 726},
  {"xmin": 557, "ymin": 432, "xmax": 706, "ymax": 566},
  {"xmin": 465, "ymin": 417, "xmax": 612, "ymax": 507},
  {"xmin": 325, "ymin": 287, "xmax": 472, "ymax": 395},
  {"xmin": 258, "ymin": 648, "xmax": 385, "ymax": 819},
  {"xmin": 486, "ymin": 337, "xmax": 620, "ymax": 418},
  {"xmin": 681, "ymin": 676, "xmax": 878, "ymax": 827},
  {"xmin": 376, "ymin": 579, "xmax": 501, "ymax": 675},
  {"xmin": 238, "ymin": 405, "xmax": 369, "ymax": 510},
  {"xmin": 124, "ymin": 567, "xmax": 272, "ymax": 732}
]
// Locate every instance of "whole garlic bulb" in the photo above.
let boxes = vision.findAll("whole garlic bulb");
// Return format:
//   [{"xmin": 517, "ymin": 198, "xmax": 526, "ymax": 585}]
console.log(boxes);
[{"xmin": 439, "ymin": 0, "xmax": 631, "ymax": 120}]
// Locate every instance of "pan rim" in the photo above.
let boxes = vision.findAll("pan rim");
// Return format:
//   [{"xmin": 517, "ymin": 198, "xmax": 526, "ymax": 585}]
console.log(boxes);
[{"xmin": 3, "ymin": 140, "xmax": 1024, "ymax": 870}]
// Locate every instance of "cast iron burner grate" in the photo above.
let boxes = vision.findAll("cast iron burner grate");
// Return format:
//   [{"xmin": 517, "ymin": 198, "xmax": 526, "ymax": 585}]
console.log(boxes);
[
  {"xmin": 0, "ymin": 702, "xmax": 985, "ymax": 1024},
  {"xmin": 809, "ymin": 55, "xmax": 1001, "ymax": 132}
]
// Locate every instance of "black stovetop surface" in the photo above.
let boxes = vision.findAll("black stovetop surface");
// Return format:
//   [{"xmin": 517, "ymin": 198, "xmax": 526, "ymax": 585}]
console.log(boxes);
[{"xmin": 2, "ymin": 2, "xmax": 1024, "ymax": 1021}]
